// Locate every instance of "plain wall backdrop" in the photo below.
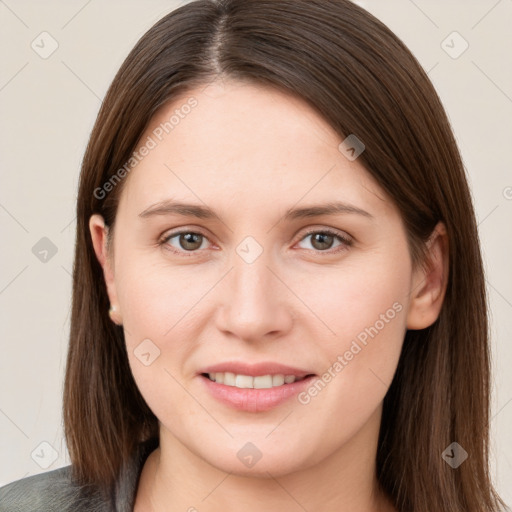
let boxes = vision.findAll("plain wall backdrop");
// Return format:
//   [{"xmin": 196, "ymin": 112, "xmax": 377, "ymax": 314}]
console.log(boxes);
[{"xmin": 0, "ymin": 0, "xmax": 511, "ymax": 504}]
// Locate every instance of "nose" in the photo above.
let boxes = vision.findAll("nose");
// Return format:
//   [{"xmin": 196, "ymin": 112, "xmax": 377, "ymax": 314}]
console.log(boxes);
[{"xmin": 215, "ymin": 254, "xmax": 294, "ymax": 343}]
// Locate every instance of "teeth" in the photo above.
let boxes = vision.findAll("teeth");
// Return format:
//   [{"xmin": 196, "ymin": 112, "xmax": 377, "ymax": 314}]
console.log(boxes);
[
  {"xmin": 224, "ymin": 372, "xmax": 236, "ymax": 386},
  {"xmin": 272, "ymin": 374, "xmax": 285, "ymax": 386},
  {"xmin": 235, "ymin": 374, "xmax": 253, "ymax": 388},
  {"xmin": 206, "ymin": 372, "xmax": 301, "ymax": 389},
  {"xmin": 254, "ymin": 375, "xmax": 272, "ymax": 389}
]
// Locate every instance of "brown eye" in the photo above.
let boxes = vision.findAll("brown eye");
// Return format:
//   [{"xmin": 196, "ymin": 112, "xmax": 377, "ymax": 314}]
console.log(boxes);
[
  {"xmin": 163, "ymin": 232, "xmax": 208, "ymax": 252},
  {"xmin": 297, "ymin": 229, "xmax": 352, "ymax": 253}
]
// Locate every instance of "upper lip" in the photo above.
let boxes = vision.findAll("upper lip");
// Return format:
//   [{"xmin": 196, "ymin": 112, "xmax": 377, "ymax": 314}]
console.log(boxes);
[{"xmin": 199, "ymin": 361, "xmax": 315, "ymax": 378}]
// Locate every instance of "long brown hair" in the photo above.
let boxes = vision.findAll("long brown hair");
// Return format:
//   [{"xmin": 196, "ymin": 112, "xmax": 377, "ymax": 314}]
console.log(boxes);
[{"xmin": 63, "ymin": 1, "xmax": 509, "ymax": 509}]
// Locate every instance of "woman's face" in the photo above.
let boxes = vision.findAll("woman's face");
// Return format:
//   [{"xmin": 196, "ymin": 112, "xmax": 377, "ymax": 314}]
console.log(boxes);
[{"xmin": 93, "ymin": 79, "xmax": 430, "ymax": 476}]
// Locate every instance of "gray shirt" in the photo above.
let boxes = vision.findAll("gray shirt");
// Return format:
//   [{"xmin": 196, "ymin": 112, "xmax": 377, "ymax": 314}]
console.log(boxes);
[{"xmin": 0, "ymin": 438, "xmax": 158, "ymax": 512}]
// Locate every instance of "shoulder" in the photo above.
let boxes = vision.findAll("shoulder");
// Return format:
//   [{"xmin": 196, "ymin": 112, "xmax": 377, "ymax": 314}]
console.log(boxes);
[
  {"xmin": 0, "ymin": 437, "xmax": 159, "ymax": 512},
  {"xmin": 0, "ymin": 466, "xmax": 109, "ymax": 512}
]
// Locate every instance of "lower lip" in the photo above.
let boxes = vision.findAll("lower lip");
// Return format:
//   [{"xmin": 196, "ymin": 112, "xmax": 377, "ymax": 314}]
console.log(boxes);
[{"xmin": 200, "ymin": 374, "xmax": 316, "ymax": 412}]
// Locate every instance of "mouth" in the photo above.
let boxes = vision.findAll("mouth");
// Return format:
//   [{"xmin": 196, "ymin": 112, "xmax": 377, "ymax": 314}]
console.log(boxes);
[{"xmin": 198, "ymin": 362, "xmax": 317, "ymax": 412}]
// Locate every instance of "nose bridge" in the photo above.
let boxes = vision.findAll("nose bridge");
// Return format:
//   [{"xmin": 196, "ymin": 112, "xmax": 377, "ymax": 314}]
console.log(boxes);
[
  {"xmin": 231, "ymin": 229, "xmax": 275, "ymax": 296},
  {"xmin": 217, "ymin": 237, "xmax": 292, "ymax": 340},
  {"xmin": 233, "ymin": 247, "xmax": 273, "ymax": 302},
  {"xmin": 232, "ymin": 240, "xmax": 277, "ymax": 312}
]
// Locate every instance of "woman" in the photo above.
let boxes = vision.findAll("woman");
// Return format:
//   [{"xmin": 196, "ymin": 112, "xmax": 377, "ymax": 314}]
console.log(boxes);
[{"xmin": 0, "ymin": 0, "xmax": 508, "ymax": 511}]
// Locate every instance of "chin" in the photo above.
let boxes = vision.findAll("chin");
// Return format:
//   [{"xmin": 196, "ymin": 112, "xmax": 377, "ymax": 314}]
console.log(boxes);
[{"xmin": 194, "ymin": 439, "xmax": 319, "ymax": 479}]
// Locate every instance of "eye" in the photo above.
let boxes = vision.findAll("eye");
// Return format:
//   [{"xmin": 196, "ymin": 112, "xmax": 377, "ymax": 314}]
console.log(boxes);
[
  {"xmin": 160, "ymin": 227, "xmax": 353, "ymax": 257},
  {"xmin": 161, "ymin": 231, "xmax": 211, "ymax": 255},
  {"xmin": 296, "ymin": 229, "xmax": 352, "ymax": 253}
]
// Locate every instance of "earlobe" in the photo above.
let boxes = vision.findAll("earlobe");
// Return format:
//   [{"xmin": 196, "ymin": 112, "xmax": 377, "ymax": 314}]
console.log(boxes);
[{"xmin": 406, "ymin": 222, "xmax": 449, "ymax": 330}]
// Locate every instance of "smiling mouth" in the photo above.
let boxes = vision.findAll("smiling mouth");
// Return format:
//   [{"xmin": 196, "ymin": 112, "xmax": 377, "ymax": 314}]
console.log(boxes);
[{"xmin": 201, "ymin": 372, "xmax": 316, "ymax": 389}]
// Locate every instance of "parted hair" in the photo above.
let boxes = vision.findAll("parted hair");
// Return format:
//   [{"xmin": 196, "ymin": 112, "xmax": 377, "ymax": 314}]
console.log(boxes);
[{"xmin": 63, "ymin": 1, "xmax": 508, "ymax": 510}]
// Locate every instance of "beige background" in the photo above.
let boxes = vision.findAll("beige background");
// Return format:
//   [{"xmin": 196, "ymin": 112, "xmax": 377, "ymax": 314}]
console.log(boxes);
[{"xmin": 0, "ymin": 0, "xmax": 511, "ymax": 503}]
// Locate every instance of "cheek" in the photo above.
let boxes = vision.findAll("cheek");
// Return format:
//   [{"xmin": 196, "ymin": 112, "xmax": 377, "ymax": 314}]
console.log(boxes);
[
  {"xmin": 116, "ymin": 260, "xmax": 200, "ymax": 422},
  {"xmin": 116, "ymin": 255, "xmax": 204, "ymax": 339},
  {"xmin": 307, "ymin": 247, "xmax": 411, "ymax": 353},
  {"xmin": 295, "ymin": 249, "xmax": 411, "ymax": 436},
  {"xmin": 300, "ymin": 313, "xmax": 406, "ymax": 449},
  {"xmin": 114, "ymin": 255, "xmax": 211, "ymax": 413}
]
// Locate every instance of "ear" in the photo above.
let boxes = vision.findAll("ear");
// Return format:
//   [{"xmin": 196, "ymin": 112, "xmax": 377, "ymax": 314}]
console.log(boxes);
[
  {"xmin": 89, "ymin": 214, "xmax": 122, "ymax": 325},
  {"xmin": 406, "ymin": 221, "xmax": 449, "ymax": 330}
]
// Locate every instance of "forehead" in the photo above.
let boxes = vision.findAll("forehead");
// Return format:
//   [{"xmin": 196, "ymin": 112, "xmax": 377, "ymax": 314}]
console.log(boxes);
[{"xmin": 118, "ymin": 79, "xmax": 392, "ymax": 220}]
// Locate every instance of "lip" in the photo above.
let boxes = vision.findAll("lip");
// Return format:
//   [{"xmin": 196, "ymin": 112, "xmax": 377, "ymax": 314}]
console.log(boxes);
[
  {"xmin": 198, "ymin": 361, "xmax": 317, "ymax": 413},
  {"xmin": 198, "ymin": 361, "xmax": 313, "ymax": 379},
  {"xmin": 200, "ymin": 374, "xmax": 316, "ymax": 412}
]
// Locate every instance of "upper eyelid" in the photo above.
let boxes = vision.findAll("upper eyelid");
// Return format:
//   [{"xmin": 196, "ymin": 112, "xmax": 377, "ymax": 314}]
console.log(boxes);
[{"xmin": 160, "ymin": 227, "xmax": 212, "ymax": 244}]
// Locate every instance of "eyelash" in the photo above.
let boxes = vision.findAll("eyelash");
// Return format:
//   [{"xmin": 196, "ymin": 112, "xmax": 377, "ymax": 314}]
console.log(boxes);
[{"xmin": 159, "ymin": 227, "xmax": 353, "ymax": 257}]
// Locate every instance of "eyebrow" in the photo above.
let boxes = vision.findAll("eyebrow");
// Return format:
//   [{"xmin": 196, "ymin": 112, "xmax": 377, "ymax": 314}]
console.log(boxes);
[{"xmin": 138, "ymin": 200, "xmax": 374, "ymax": 221}]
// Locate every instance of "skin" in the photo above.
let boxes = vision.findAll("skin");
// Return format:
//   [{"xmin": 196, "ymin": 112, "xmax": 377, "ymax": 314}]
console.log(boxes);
[{"xmin": 90, "ymin": 78, "xmax": 449, "ymax": 512}]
